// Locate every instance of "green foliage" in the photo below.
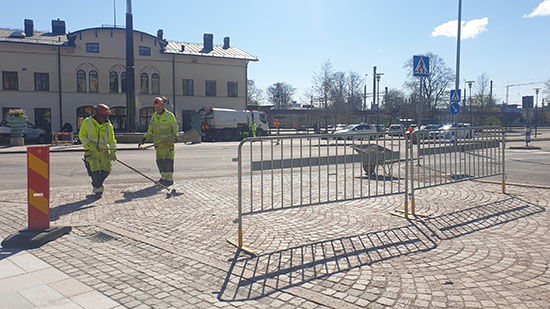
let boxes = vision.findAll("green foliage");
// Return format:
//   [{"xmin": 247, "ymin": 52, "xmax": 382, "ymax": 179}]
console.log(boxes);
[{"xmin": 7, "ymin": 109, "xmax": 26, "ymax": 117}]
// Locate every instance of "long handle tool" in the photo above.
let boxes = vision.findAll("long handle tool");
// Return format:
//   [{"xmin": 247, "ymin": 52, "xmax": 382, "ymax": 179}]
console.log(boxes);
[{"xmin": 115, "ymin": 158, "xmax": 176, "ymax": 197}]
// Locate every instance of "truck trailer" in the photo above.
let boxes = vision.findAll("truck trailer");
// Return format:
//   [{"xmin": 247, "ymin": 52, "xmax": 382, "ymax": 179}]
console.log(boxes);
[{"xmin": 199, "ymin": 107, "xmax": 269, "ymax": 141}]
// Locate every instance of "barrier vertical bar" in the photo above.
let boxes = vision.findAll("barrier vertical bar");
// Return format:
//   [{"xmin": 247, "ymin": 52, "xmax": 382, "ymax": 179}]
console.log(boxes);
[
  {"xmin": 27, "ymin": 146, "xmax": 50, "ymax": 230},
  {"xmin": 502, "ymin": 129, "xmax": 506, "ymax": 194},
  {"xmin": 410, "ymin": 132, "xmax": 416, "ymax": 214},
  {"xmin": 404, "ymin": 134, "xmax": 409, "ymax": 218}
]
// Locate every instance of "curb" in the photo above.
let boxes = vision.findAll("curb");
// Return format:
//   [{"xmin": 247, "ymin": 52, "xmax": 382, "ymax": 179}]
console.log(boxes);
[
  {"xmin": 0, "ymin": 146, "xmax": 142, "ymax": 154},
  {"xmin": 474, "ymin": 179, "xmax": 550, "ymax": 190}
]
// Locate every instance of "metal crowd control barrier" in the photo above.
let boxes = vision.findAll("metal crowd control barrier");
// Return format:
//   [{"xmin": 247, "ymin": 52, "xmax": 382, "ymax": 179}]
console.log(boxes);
[
  {"xmin": 52, "ymin": 132, "xmax": 73, "ymax": 145},
  {"xmin": 228, "ymin": 126, "xmax": 506, "ymax": 253},
  {"xmin": 228, "ymin": 132, "xmax": 409, "ymax": 253},
  {"xmin": 400, "ymin": 126, "xmax": 506, "ymax": 219}
]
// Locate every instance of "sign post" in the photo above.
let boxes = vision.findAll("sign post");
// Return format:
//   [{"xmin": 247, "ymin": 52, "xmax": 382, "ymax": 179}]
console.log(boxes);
[
  {"xmin": 450, "ymin": 89, "xmax": 461, "ymax": 127},
  {"xmin": 413, "ymin": 56, "xmax": 430, "ymax": 127}
]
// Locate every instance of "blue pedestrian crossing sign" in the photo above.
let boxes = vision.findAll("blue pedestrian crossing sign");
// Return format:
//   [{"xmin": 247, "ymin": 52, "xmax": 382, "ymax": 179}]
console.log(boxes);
[
  {"xmin": 450, "ymin": 89, "xmax": 461, "ymax": 103},
  {"xmin": 413, "ymin": 55, "xmax": 430, "ymax": 77},
  {"xmin": 450, "ymin": 102, "xmax": 460, "ymax": 115}
]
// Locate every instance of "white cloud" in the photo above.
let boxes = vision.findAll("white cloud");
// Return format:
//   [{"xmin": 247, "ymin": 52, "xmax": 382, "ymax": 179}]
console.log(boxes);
[
  {"xmin": 432, "ymin": 17, "xmax": 488, "ymax": 39},
  {"xmin": 524, "ymin": 0, "xmax": 550, "ymax": 18}
]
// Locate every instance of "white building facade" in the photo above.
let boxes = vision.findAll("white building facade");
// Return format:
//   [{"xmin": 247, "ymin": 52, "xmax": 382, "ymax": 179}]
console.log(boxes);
[{"xmin": 0, "ymin": 19, "xmax": 257, "ymax": 133}]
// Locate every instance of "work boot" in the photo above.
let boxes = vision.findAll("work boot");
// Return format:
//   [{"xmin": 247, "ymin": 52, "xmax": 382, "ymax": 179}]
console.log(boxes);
[{"xmin": 93, "ymin": 186, "xmax": 103, "ymax": 196}]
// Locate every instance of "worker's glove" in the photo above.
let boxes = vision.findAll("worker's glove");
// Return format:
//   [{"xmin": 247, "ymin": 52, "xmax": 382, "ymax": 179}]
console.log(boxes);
[
  {"xmin": 138, "ymin": 138, "xmax": 146, "ymax": 148},
  {"xmin": 110, "ymin": 152, "xmax": 117, "ymax": 161}
]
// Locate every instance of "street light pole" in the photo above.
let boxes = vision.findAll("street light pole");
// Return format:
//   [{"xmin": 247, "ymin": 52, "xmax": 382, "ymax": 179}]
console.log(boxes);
[
  {"xmin": 466, "ymin": 80, "xmax": 474, "ymax": 124},
  {"xmin": 534, "ymin": 87, "xmax": 541, "ymax": 136},
  {"xmin": 454, "ymin": 0, "xmax": 462, "ymax": 126},
  {"xmin": 376, "ymin": 73, "xmax": 383, "ymax": 128}
]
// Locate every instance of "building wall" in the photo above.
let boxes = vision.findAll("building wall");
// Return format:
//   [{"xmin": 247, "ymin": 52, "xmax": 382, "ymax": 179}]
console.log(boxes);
[{"xmin": 0, "ymin": 27, "xmax": 251, "ymax": 132}]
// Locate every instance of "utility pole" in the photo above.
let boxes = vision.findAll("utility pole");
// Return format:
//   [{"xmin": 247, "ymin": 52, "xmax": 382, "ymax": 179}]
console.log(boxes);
[{"xmin": 372, "ymin": 66, "xmax": 377, "ymax": 112}]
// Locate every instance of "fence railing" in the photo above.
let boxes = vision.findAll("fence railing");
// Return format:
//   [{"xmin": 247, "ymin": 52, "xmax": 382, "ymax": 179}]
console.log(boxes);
[{"xmin": 230, "ymin": 126, "xmax": 505, "ymax": 253}]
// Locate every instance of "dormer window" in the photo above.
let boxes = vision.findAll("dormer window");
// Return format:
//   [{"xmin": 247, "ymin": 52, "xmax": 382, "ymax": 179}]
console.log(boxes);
[
  {"xmin": 86, "ymin": 43, "xmax": 99, "ymax": 53},
  {"xmin": 139, "ymin": 46, "xmax": 151, "ymax": 56}
]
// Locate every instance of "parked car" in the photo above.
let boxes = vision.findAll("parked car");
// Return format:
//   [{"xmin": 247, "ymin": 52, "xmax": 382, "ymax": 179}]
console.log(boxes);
[
  {"xmin": 332, "ymin": 123, "xmax": 377, "ymax": 139},
  {"xmin": 387, "ymin": 124, "xmax": 405, "ymax": 135},
  {"xmin": 411, "ymin": 124, "xmax": 439, "ymax": 143},
  {"xmin": 0, "ymin": 120, "xmax": 49, "ymax": 144},
  {"xmin": 429, "ymin": 124, "xmax": 472, "ymax": 139}
]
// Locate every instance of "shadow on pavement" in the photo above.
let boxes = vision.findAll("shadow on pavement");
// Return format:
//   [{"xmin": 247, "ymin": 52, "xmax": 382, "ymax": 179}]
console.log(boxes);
[
  {"xmin": 422, "ymin": 195, "xmax": 545, "ymax": 240},
  {"xmin": 114, "ymin": 185, "xmax": 163, "ymax": 203},
  {"xmin": 50, "ymin": 195, "xmax": 101, "ymax": 221},
  {"xmin": 0, "ymin": 248, "xmax": 24, "ymax": 261},
  {"xmin": 217, "ymin": 223, "xmax": 436, "ymax": 301},
  {"xmin": 218, "ymin": 195, "xmax": 544, "ymax": 302}
]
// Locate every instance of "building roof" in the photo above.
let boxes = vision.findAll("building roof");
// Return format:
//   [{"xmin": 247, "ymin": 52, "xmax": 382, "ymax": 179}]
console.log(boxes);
[
  {"xmin": 164, "ymin": 41, "xmax": 258, "ymax": 61},
  {"xmin": 0, "ymin": 28, "xmax": 68, "ymax": 46},
  {"xmin": 0, "ymin": 26, "xmax": 258, "ymax": 61}
]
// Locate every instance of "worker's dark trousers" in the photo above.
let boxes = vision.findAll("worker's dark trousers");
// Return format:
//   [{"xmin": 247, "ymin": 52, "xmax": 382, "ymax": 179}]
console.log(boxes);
[
  {"xmin": 156, "ymin": 159, "xmax": 174, "ymax": 181},
  {"xmin": 90, "ymin": 171, "xmax": 110, "ymax": 188},
  {"xmin": 85, "ymin": 160, "xmax": 110, "ymax": 188}
]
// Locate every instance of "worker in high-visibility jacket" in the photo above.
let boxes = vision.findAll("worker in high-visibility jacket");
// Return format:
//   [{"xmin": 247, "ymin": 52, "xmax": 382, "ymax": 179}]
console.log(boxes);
[
  {"xmin": 79, "ymin": 104, "xmax": 117, "ymax": 196},
  {"xmin": 251, "ymin": 121, "xmax": 257, "ymax": 137},
  {"xmin": 139, "ymin": 97, "xmax": 179, "ymax": 186}
]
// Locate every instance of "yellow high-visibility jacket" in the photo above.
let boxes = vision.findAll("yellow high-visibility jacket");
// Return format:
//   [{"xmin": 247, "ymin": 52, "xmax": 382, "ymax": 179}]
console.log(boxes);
[
  {"xmin": 143, "ymin": 109, "xmax": 178, "ymax": 145},
  {"xmin": 79, "ymin": 117, "xmax": 117, "ymax": 172}
]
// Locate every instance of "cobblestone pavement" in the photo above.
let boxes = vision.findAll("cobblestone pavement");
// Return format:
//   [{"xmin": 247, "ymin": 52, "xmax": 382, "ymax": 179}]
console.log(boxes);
[{"xmin": 1, "ymin": 178, "xmax": 549, "ymax": 308}]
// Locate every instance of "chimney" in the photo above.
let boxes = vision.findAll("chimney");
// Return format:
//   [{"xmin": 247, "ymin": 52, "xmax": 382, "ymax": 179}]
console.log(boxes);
[
  {"xmin": 203, "ymin": 33, "xmax": 213, "ymax": 52},
  {"xmin": 180, "ymin": 44, "xmax": 185, "ymax": 52},
  {"xmin": 24, "ymin": 19, "xmax": 34, "ymax": 37},
  {"xmin": 223, "ymin": 36, "xmax": 230, "ymax": 49},
  {"xmin": 51, "ymin": 19, "xmax": 66, "ymax": 35},
  {"xmin": 157, "ymin": 29, "xmax": 163, "ymax": 40}
]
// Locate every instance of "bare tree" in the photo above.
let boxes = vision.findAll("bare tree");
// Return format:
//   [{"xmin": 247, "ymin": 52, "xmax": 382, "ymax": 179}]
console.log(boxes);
[
  {"xmin": 247, "ymin": 80, "xmax": 264, "ymax": 106},
  {"xmin": 474, "ymin": 73, "xmax": 490, "ymax": 125},
  {"xmin": 312, "ymin": 60, "xmax": 334, "ymax": 129},
  {"xmin": 403, "ymin": 52, "xmax": 454, "ymax": 110},
  {"xmin": 347, "ymin": 71, "xmax": 364, "ymax": 110},
  {"xmin": 545, "ymin": 78, "xmax": 550, "ymax": 104},
  {"xmin": 266, "ymin": 82, "xmax": 296, "ymax": 109}
]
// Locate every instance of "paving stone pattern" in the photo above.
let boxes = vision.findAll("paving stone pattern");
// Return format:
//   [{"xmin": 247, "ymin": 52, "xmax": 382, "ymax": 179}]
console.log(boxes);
[{"xmin": 1, "ymin": 178, "xmax": 549, "ymax": 308}]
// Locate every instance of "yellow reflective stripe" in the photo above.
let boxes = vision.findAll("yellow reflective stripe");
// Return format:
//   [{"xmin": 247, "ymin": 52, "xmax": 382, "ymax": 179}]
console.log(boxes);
[
  {"xmin": 152, "ymin": 125, "xmax": 176, "ymax": 129},
  {"xmin": 28, "ymin": 152, "xmax": 48, "ymax": 179}
]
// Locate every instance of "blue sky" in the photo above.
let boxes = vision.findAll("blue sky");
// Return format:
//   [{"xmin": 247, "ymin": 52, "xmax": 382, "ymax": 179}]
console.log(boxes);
[{"xmin": 3, "ymin": 0, "xmax": 550, "ymax": 106}]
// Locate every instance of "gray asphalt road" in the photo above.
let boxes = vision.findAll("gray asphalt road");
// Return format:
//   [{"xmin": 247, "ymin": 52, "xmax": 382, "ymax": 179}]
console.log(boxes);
[{"xmin": 0, "ymin": 139, "xmax": 549, "ymax": 191}]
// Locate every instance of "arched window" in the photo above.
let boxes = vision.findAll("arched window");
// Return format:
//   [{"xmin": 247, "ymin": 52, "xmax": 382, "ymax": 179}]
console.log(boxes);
[
  {"xmin": 89, "ymin": 70, "xmax": 98, "ymax": 93},
  {"xmin": 139, "ymin": 107, "xmax": 154, "ymax": 132},
  {"xmin": 140, "ymin": 72, "xmax": 149, "ymax": 94},
  {"xmin": 151, "ymin": 73, "xmax": 160, "ymax": 94},
  {"xmin": 121, "ymin": 72, "xmax": 127, "ymax": 93},
  {"xmin": 109, "ymin": 71, "xmax": 118, "ymax": 93},
  {"xmin": 110, "ymin": 106, "xmax": 127, "ymax": 132},
  {"xmin": 76, "ymin": 105, "xmax": 94, "ymax": 130},
  {"xmin": 76, "ymin": 70, "xmax": 86, "ymax": 92}
]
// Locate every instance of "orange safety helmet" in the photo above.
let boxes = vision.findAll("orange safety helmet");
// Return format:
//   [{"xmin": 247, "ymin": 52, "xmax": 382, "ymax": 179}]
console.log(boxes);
[
  {"xmin": 95, "ymin": 104, "xmax": 111, "ymax": 115},
  {"xmin": 152, "ymin": 97, "xmax": 165, "ymax": 106}
]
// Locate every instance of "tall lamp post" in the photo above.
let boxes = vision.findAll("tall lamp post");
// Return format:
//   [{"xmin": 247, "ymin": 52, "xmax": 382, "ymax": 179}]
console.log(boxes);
[
  {"xmin": 465, "ymin": 80, "xmax": 474, "ymax": 124},
  {"xmin": 376, "ymin": 73, "xmax": 384, "ymax": 128},
  {"xmin": 534, "ymin": 87, "xmax": 541, "ymax": 136}
]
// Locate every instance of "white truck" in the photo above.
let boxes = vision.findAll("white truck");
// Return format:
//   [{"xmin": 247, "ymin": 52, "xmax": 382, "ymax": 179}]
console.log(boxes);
[{"xmin": 199, "ymin": 107, "xmax": 269, "ymax": 141}]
